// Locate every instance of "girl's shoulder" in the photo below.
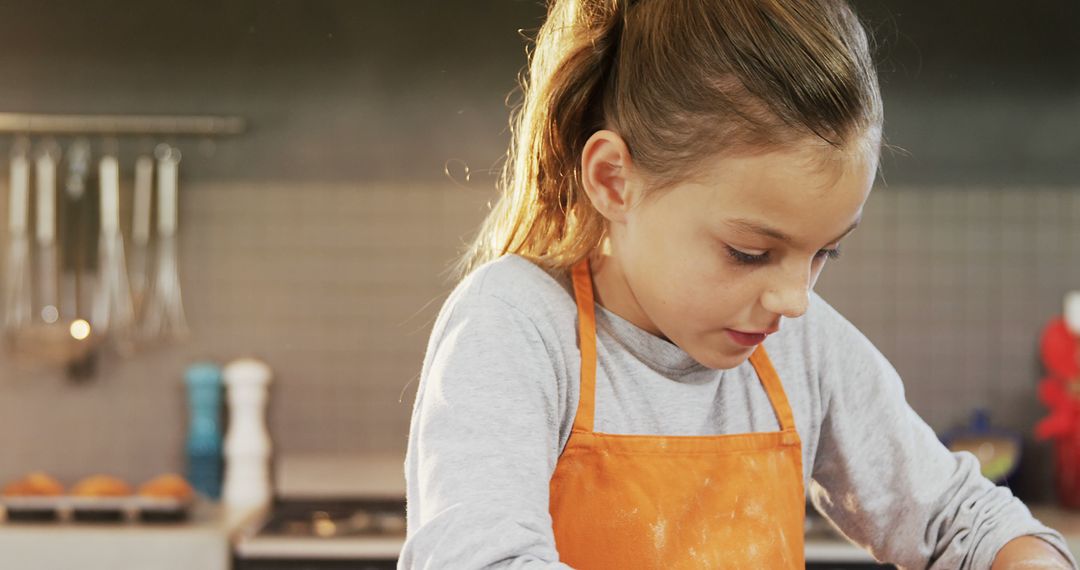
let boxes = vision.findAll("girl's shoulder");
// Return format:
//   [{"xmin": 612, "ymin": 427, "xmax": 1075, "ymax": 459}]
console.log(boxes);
[
  {"xmin": 461, "ymin": 254, "xmax": 572, "ymax": 299},
  {"xmin": 438, "ymin": 254, "xmax": 578, "ymax": 331},
  {"xmin": 760, "ymin": 290, "xmax": 875, "ymax": 381},
  {"xmin": 803, "ymin": 291, "xmax": 881, "ymax": 357}
]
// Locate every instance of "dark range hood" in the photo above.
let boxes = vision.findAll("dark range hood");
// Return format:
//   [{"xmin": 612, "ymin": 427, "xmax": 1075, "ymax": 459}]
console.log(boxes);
[{"xmin": 855, "ymin": 1, "xmax": 1080, "ymax": 187}]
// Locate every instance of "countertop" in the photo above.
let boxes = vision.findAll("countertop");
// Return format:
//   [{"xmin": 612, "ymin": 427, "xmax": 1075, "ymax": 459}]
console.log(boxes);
[
  {"xmin": 4, "ymin": 496, "xmax": 1080, "ymax": 568},
  {"xmin": 804, "ymin": 505, "xmax": 1080, "ymax": 563},
  {"xmin": 0, "ymin": 500, "xmax": 231, "ymax": 570},
  {"xmin": 233, "ymin": 503, "xmax": 1080, "ymax": 564}
]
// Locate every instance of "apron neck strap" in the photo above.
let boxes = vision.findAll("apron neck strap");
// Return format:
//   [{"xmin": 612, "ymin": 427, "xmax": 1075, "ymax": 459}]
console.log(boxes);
[
  {"xmin": 571, "ymin": 258, "xmax": 598, "ymax": 433},
  {"xmin": 747, "ymin": 345, "xmax": 798, "ymax": 432}
]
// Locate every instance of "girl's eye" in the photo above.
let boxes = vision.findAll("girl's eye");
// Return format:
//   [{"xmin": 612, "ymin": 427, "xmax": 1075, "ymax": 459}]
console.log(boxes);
[{"xmin": 725, "ymin": 246, "xmax": 842, "ymax": 266}]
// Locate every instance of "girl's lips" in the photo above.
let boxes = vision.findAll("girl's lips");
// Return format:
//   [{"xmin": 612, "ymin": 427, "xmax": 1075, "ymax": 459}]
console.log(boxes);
[{"xmin": 726, "ymin": 329, "xmax": 767, "ymax": 347}]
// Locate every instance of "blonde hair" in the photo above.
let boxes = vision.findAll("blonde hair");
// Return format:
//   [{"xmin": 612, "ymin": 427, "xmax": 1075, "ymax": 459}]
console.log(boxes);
[{"xmin": 454, "ymin": 0, "xmax": 884, "ymax": 279}]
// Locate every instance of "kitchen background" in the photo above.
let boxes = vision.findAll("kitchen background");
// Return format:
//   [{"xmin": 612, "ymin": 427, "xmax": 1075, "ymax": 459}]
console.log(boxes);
[{"xmin": 0, "ymin": 0, "xmax": 1077, "ymax": 510}]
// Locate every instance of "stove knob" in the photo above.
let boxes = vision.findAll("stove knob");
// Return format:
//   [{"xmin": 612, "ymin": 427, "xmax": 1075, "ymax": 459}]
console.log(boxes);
[
  {"xmin": 375, "ymin": 511, "xmax": 406, "ymax": 534},
  {"xmin": 348, "ymin": 511, "xmax": 374, "ymax": 532},
  {"xmin": 312, "ymin": 511, "xmax": 337, "ymax": 538}
]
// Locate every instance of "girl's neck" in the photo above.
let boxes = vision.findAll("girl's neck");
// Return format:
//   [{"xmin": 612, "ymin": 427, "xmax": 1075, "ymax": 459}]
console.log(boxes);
[{"xmin": 587, "ymin": 245, "xmax": 670, "ymax": 342}]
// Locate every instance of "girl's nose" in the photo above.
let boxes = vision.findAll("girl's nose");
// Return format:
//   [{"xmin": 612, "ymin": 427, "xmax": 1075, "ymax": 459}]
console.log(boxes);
[
  {"xmin": 764, "ymin": 291, "xmax": 809, "ymax": 320},
  {"xmin": 761, "ymin": 266, "xmax": 812, "ymax": 319}
]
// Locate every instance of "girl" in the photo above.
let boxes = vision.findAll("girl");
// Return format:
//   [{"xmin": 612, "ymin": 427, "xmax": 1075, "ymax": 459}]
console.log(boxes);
[{"xmin": 400, "ymin": 0, "xmax": 1076, "ymax": 568}]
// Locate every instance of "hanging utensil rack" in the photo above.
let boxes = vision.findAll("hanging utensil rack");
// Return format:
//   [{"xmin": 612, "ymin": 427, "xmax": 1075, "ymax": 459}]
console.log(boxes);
[
  {"xmin": 1, "ymin": 112, "xmax": 244, "ymax": 380},
  {"xmin": 0, "ymin": 113, "xmax": 245, "ymax": 136}
]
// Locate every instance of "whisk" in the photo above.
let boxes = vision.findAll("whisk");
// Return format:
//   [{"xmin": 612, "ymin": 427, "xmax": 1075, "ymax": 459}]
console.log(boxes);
[
  {"xmin": 2, "ymin": 140, "xmax": 32, "ymax": 335},
  {"xmin": 90, "ymin": 155, "xmax": 136, "ymax": 354},
  {"xmin": 129, "ymin": 155, "xmax": 153, "ymax": 316},
  {"xmin": 34, "ymin": 142, "xmax": 61, "ymax": 325},
  {"xmin": 139, "ymin": 144, "xmax": 188, "ymax": 342}
]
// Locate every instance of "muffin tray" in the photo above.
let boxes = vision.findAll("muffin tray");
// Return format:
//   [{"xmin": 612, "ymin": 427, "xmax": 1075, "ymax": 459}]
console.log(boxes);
[{"xmin": 0, "ymin": 495, "xmax": 195, "ymax": 523}]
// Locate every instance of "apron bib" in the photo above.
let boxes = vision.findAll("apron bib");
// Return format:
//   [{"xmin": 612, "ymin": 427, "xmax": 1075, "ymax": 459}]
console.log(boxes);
[{"xmin": 549, "ymin": 258, "xmax": 806, "ymax": 569}]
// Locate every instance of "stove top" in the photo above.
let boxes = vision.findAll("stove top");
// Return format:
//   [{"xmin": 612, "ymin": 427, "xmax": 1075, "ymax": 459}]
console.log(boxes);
[
  {"xmin": 255, "ymin": 499, "xmax": 406, "ymax": 539},
  {"xmin": 233, "ymin": 453, "xmax": 408, "ymax": 567}
]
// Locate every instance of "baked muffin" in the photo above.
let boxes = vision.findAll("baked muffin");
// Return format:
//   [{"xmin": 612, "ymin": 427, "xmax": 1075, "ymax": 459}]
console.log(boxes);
[
  {"xmin": 71, "ymin": 474, "xmax": 132, "ymax": 497},
  {"xmin": 138, "ymin": 474, "xmax": 194, "ymax": 501},
  {"xmin": 2, "ymin": 472, "xmax": 64, "ymax": 496}
]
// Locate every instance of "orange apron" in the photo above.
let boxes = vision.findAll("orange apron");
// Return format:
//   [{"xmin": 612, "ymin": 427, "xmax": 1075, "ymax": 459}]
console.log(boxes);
[{"xmin": 549, "ymin": 258, "xmax": 806, "ymax": 569}]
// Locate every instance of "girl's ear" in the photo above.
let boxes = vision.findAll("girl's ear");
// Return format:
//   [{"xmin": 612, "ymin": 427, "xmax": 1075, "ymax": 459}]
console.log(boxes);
[{"xmin": 580, "ymin": 129, "xmax": 638, "ymax": 224}]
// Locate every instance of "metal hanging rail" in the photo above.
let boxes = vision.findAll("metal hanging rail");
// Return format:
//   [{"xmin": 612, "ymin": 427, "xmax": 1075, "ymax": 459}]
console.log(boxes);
[{"xmin": 0, "ymin": 113, "xmax": 245, "ymax": 135}]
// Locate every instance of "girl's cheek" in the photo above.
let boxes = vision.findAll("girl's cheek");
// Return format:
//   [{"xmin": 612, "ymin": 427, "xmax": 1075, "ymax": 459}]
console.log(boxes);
[{"xmin": 708, "ymin": 255, "xmax": 735, "ymax": 284}]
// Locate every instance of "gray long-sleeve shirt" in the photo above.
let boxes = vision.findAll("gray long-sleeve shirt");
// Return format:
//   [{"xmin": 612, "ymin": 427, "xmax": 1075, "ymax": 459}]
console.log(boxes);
[{"xmin": 400, "ymin": 253, "xmax": 1075, "ymax": 569}]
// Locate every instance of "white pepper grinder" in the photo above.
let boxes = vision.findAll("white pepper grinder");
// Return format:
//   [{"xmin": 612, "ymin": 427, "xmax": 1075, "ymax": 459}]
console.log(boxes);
[
  {"xmin": 222, "ymin": 357, "xmax": 273, "ymax": 529},
  {"xmin": 1064, "ymin": 291, "xmax": 1080, "ymax": 335}
]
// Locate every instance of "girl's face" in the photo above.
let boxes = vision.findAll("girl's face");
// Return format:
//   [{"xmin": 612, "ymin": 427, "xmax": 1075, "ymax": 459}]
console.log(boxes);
[{"xmin": 583, "ymin": 133, "xmax": 877, "ymax": 370}]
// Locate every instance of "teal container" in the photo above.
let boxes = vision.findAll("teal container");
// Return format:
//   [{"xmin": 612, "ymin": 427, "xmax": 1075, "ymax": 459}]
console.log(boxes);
[{"xmin": 185, "ymin": 362, "xmax": 224, "ymax": 500}]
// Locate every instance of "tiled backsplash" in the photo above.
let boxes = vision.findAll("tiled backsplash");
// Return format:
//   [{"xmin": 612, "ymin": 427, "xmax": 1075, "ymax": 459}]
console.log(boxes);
[{"xmin": 0, "ymin": 182, "xmax": 1077, "ymax": 501}]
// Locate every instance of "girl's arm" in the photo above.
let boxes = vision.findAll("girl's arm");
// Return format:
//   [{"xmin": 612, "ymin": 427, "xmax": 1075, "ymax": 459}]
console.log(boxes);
[
  {"xmin": 400, "ymin": 290, "xmax": 575, "ymax": 569},
  {"xmin": 992, "ymin": 536, "xmax": 1072, "ymax": 569},
  {"xmin": 806, "ymin": 295, "xmax": 1077, "ymax": 570}
]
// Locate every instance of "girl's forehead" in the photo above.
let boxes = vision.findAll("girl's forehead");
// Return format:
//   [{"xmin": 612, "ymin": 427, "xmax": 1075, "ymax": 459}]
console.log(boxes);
[
  {"xmin": 685, "ymin": 143, "xmax": 872, "ymax": 197},
  {"xmin": 674, "ymin": 144, "xmax": 875, "ymax": 241}
]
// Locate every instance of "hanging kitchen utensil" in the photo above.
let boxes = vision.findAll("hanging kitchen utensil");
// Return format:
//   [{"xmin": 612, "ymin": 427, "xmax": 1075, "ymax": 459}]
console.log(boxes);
[
  {"xmin": 129, "ymin": 155, "xmax": 153, "ymax": 317},
  {"xmin": 8, "ymin": 139, "xmax": 101, "ymax": 367},
  {"xmin": 45, "ymin": 138, "xmax": 101, "ymax": 371},
  {"xmin": 139, "ymin": 143, "xmax": 188, "ymax": 343},
  {"xmin": 2, "ymin": 139, "xmax": 32, "ymax": 335},
  {"xmin": 59, "ymin": 139, "xmax": 92, "ymax": 324},
  {"xmin": 34, "ymin": 141, "xmax": 61, "ymax": 324},
  {"xmin": 90, "ymin": 154, "xmax": 135, "ymax": 355}
]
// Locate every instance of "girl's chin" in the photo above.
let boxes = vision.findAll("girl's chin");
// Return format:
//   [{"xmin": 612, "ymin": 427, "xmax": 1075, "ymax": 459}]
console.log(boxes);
[{"xmin": 686, "ymin": 342, "xmax": 754, "ymax": 371}]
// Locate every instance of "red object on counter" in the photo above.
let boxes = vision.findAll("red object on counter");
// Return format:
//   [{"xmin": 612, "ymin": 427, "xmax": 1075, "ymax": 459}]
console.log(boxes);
[
  {"xmin": 1053, "ymin": 434, "xmax": 1080, "ymax": 509},
  {"xmin": 1034, "ymin": 316, "xmax": 1080, "ymax": 508}
]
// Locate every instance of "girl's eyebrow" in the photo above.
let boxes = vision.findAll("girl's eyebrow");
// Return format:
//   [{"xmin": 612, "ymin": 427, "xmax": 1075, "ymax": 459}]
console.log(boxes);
[{"xmin": 725, "ymin": 217, "xmax": 861, "ymax": 246}]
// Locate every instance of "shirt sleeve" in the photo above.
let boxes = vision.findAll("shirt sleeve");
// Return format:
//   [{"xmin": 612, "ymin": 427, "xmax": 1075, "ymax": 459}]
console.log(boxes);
[
  {"xmin": 807, "ymin": 296, "xmax": 1077, "ymax": 569},
  {"xmin": 399, "ymin": 291, "xmax": 576, "ymax": 569}
]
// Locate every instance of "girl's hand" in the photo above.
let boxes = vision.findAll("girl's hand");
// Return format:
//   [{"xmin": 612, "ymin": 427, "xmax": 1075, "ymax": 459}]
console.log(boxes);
[{"xmin": 991, "ymin": 536, "xmax": 1075, "ymax": 569}]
